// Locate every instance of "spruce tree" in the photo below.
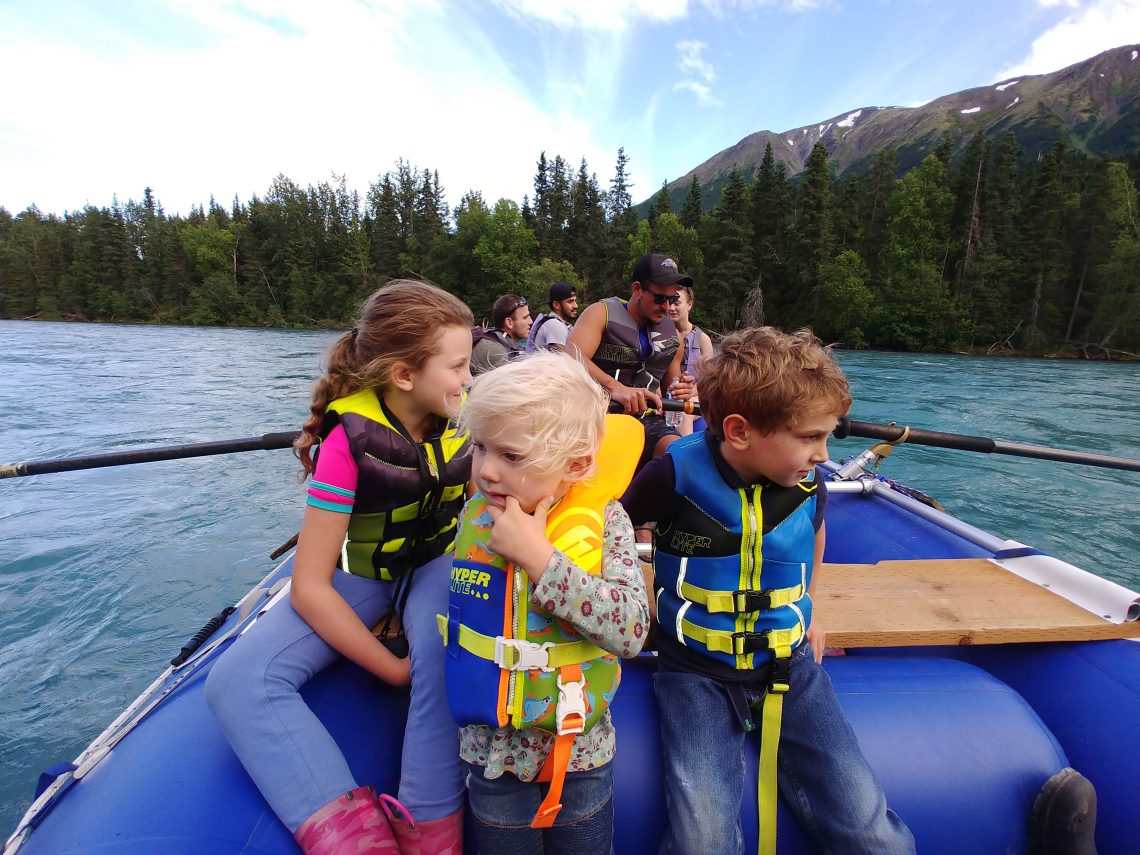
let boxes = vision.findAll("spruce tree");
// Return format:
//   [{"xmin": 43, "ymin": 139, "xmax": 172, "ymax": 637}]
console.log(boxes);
[
  {"xmin": 792, "ymin": 142, "xmax": 834, "ymax": 325},
  {"xmin": 680, "ymin": 174, "xmax": 703, "ymax": 230}
]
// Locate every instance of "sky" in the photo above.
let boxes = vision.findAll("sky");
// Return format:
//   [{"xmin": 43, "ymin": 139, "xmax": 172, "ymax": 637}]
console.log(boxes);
[{"xmin": 2, "ymin": 0, "xmax": 1138, "ymax": 218}]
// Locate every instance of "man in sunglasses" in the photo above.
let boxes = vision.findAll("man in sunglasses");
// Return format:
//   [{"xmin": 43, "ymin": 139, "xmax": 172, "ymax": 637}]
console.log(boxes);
[
  {"xmin": 567, "ymin": 252, "xmax": 691, "ymax": 465},
  {"xmin": 470, "ymin": 293, "xmax": 533, "ymax": 375}
]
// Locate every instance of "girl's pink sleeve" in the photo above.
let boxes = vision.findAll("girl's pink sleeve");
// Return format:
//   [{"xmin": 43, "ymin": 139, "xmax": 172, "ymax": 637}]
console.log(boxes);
[{"xmin": 306, "ymin": 424, "xmax": 358, "ymax": 513}]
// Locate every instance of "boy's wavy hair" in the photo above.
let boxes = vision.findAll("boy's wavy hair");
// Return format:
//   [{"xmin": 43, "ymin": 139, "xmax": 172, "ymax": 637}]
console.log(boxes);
[
  {"xmin": 294, "ymin": 279, "xmax": 473, "ymax": 475},
  {"xmin": 699, "ymin": 327, "xmax": 852, "ymax": 438},
  {"xmin": 459, "ymin": 351, "xmax": 608, "ymax": 481}
]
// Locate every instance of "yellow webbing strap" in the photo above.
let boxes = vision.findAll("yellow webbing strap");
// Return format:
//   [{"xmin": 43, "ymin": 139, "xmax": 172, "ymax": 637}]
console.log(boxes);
[
  {"xmin": 678, "ymin": 621, "xmax": 803, "ymax": 656},
  {"xmin": 435, "ymin": 614, "xmax": 606, "ymax": 669},
  {"xmin": 757, "ymin": 644, "xmax": 792, "ymax": 855},
  {"xmin": 681, "ymin": 581, "xmax": 805, "ymax": 614}
]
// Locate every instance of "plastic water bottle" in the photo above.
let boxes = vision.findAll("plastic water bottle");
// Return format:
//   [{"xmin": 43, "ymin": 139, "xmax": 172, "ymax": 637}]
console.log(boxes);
[{"xmin": 664, "ymin": 379, "xmax": 683, "ymax": 429}]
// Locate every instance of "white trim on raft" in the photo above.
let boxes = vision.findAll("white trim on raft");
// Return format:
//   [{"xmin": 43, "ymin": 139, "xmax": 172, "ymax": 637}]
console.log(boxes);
[
  {"xmin": 995, "ymin": 553, "xmax": 1140, "ymax": 624},
  {"xmin": 5, "ymin": 560, "xmax": 293, "ymax": 855},
  {"xmin": 821, "ymin": 463, "xmax": 1008, "ymax": 551}
]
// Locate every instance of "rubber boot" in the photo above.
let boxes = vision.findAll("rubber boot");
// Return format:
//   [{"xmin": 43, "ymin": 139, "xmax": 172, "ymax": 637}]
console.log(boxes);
[
  {"xmin": 389, "ymin": 804, "xmax": 463, "ymax": 855},
  {"xmin": 293, "ymin": 785, "xmax": 400, "ymax": 855},
  {"xmin": 1029, "ymin": 767, "xmax": 1098, "ymax": 855}
]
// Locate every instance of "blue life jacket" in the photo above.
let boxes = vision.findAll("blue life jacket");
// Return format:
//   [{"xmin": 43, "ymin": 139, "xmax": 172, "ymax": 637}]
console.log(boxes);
[{"xmin": 654, "ymin": 432, "xmax": 817, "ymax": 671}]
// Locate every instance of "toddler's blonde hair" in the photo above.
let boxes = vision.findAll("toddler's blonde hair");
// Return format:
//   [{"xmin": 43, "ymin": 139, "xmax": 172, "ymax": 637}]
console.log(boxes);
[{"xmin": 460, "ymin": 351, "xmax": 608, "ymax": 480}]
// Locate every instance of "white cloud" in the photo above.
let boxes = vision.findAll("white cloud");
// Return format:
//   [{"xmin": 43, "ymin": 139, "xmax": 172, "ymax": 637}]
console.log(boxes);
[
  {"xmin": 0, "ymin": 0, "xmax": 620, "ymax": 216},
  {"xmin": 490, "ymin": 0, "xmax": 688, "ymax": 31},
  {"xmin": 674, "ymin": 79, "xmax": 723, "ymax": 105},
  {"xmin": 677, "ymin": 39, "xmax": 716, "ymax": 81},
  {"xmin": 996, "ymin": 0, "xmax": 1140, "ymax": 80},
  {"xmin": 698, "ymin": 0, "xmax": 823, "ymax": 13}
]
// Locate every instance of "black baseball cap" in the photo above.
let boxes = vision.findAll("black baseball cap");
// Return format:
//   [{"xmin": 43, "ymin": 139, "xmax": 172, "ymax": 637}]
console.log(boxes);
[
  {"xmin": 549, "ymin": 282, "xmax": 576, "ymax": 303},
  {"xmin": 631, "ymin": 253, "xmax": 693, "ymax": 288}
]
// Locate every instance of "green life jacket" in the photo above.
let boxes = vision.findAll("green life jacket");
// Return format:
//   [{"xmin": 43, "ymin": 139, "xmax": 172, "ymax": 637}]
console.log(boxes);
[{"xmin": 321, "ymin": 389, "xmax": 469, "ymax": 581}]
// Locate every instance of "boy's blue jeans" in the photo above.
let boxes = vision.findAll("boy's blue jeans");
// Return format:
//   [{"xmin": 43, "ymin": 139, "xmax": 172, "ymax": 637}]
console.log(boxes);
[
  {"xmin": 653, "ymin": 642, "xmax": 915, "ymax": 855},
  {"xmin": 204, "ymin": 554, "xmax": 463, "ymax": 831},
  {"xmin": 464, "ymin": 760, "xmax": 615, "ymax": 855}
]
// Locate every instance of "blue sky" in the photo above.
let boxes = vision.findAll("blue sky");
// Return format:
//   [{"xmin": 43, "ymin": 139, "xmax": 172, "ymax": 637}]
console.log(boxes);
[{"xmin": 1, "ymin": 0, "xmax": 1138, "ymax": 217}]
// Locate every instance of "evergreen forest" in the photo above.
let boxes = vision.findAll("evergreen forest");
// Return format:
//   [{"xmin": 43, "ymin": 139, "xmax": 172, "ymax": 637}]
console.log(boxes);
[{"xmin": 2, "ymin": 136, "xmax": 1138, "ymax": 355}]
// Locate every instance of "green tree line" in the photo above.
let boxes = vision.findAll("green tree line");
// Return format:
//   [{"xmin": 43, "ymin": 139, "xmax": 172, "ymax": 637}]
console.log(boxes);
[{"xmin": 1, "ymin": 137, "xmax": 1138, "ymax": 354}]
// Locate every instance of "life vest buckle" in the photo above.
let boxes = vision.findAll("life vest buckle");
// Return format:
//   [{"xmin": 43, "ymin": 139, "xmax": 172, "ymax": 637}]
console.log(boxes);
[
  {"xmin": 769, "ymin": 654, "xmax": 792, "ymax": 695},
  {"xmin": 733, "ymin": 588, "xmax": 773, "ymax": 613},
  {"xmin": 494, "ymin": 637, "xmax": 555, "ymax": 672},
  {"xmin": 731, "ymin": 630, "xmax": 772, "ymax": 655},
  {"xmin": 555, "ymin": 673, "xmax": 587, "ymax": 736}
]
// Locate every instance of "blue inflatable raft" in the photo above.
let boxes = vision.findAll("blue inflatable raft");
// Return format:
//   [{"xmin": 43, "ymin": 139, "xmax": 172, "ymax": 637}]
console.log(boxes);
[{"xmin": 5, "ymin": 452, "xmax": 1139, "ymax": 855}]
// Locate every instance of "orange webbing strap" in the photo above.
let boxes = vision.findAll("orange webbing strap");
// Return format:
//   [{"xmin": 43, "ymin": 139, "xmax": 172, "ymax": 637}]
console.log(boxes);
[{"xmin": 531, "ymin": 663, "xmax": 585, "ymax": 828}]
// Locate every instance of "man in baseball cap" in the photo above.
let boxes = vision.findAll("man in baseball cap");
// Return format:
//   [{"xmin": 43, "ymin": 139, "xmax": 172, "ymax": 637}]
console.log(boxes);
[
  {"xmin": 526, "ymin": 282, "xmax": 579, "ymax": 352},
  {"xmin": 567, "ymin": 253, "xmax": 694, "ymax": 466},
  {"xmin": 630, "ymin": 252, "xmax": 694, "ymax": 289}
]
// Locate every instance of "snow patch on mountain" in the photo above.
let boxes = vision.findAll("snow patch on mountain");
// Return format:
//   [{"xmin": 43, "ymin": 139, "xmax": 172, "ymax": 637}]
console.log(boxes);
[
  {"xmin": 1132, "ymin": 50, "xmax": 1137, "ymax": 60},
  {"xmin": 837, "ymin": 109, "xmax": 862, "ymax": 128},
  {"xmin": 960, "ymin": 106, "xmax": 981, "ymax": 114},
  {"xmin": 786, "ymin": 138, "xmax": 795, "ymax": 146},
  {"xmin": 1006, "ymin": 97, "xmax": 1020, "ymax": 108},
  {"xmin": 995, "ymin": 80, "xmax": 1019, "ymax": 92}
]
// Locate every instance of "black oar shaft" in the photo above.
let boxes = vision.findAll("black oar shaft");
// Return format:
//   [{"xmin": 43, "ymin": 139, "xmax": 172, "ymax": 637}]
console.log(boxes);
[
  {"xmin": 0, "ymin": 432, "xmax": 300, "ymax": 479},
  {"xmin": 837, "ymin": 418, "xmax": 1140, "ymax": 473}
]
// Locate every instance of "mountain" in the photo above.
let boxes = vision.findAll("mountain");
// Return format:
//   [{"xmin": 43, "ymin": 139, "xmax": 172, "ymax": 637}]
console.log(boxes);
[{"xmin": 642, "ymin": 44, "xmax": 1140, "ymax": 213}]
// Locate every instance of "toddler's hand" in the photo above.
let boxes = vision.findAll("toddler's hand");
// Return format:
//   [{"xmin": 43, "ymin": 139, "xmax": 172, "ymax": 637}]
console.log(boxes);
[{"xmin": 486, "ymin": 495, "xmax": 556, "ymax": 582}]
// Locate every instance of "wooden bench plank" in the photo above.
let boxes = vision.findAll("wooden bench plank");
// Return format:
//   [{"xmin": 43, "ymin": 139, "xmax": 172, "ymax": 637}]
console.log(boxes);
[{"xmin": 813, "ymin": 559, "xmax": 1140, "ymax": 647}]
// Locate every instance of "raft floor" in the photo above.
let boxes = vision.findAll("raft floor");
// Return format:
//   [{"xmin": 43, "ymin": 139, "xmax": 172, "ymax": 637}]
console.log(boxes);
[{"xmin": 815, "ymin": 559, "xmax": 1140, "ymax": 647}]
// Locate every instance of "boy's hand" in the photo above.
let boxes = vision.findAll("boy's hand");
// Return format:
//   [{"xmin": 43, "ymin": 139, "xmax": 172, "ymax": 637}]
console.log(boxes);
[
  {"xmin": 486, "ymin": 496, "xmax": 556, "ymax": 583},
  {"xmin": 806, "ymin": 622, "xmax": 826, "ymax": 664}
]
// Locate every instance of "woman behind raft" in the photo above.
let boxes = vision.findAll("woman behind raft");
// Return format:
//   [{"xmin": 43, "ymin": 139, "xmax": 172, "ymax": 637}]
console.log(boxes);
[
  {"xmin": 206, "ymin": 280, "xmax": 473, "ymax": 855},
  {"xmin": 445, "ymin": 351, "xmax": 650, "ymax": 854},
  {"xmin": 666, "ymin": 284, "xmax": 713, "ymax": 437}
]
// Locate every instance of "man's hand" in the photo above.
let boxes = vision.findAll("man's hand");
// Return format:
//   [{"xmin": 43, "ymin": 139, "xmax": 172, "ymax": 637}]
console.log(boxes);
[
  {"xmin": 486, "ymin": 495, "xmax": 556, "ymax": 583},
  {"xmin": 608, "ymin": 383, "xmax": 661, "ymax": 415},
  {"xmin": 668, "ymin": 373, "xmax": 697, "ymax": 403}
]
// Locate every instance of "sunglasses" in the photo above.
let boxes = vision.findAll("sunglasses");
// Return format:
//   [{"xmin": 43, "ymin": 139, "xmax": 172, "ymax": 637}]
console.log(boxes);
[
  {"xmin": 507, "ymin": 295, "xmax": 528, "ymax": 313},
  {"xmin": 644, "ymin": 289, "xmax": 681, "ymax": 305}
]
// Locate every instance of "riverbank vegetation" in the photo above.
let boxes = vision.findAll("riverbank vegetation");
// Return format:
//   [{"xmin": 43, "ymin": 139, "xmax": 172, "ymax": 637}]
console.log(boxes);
[{"xmin": 1, "ymin": 135, "xmax": 1137, "ymax": 355}]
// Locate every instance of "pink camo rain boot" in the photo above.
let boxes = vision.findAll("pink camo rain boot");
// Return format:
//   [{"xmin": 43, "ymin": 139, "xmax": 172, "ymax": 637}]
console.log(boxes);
[
  {"xmin": 387, "ymin": 799, "xmax": 463, "ymax": 855},
  {"xmin": 293, "ymin": 785, "xmax": 400, "ymax": 855}
]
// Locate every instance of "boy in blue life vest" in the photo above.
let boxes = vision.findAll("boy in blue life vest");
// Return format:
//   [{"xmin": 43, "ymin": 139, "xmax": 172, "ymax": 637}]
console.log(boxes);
[{"xmin": 622, "ymin": 327, "xmax": 915, "ymax": 855}]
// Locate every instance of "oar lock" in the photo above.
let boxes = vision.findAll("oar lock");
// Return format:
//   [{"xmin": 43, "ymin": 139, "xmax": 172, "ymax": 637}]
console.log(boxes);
[{"xmin": 833, "ymin": 424, "xmax": 910, "ymax": 481}]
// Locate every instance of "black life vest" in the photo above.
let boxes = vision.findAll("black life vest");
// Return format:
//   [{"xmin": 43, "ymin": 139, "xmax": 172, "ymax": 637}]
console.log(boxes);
[
  {"xmin": 590, "ymin": 297, "xmax": 679, "ymax": 392},
  {"xmin": 320, "ymin": 389, "xmax": 470, "ymax": 581}
]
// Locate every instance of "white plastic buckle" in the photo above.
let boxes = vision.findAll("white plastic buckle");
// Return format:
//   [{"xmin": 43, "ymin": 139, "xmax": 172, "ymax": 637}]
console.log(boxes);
[
  {"xmin": 555, "ymin": 675, "xmax": 587, "ymax": 735},
  {"xmin": 494, "ymin": 637, "xmax": 554, "ymax": 672}
]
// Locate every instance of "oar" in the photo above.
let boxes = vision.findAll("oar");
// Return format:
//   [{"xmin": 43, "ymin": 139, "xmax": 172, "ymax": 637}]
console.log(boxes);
[
  {"xmin": 834, "ymin": 418, "xmax": 1140, "ymax": 473},
  {"xmin": 0, "ymin": 432, "xmax": 301, "ymax": 479}
]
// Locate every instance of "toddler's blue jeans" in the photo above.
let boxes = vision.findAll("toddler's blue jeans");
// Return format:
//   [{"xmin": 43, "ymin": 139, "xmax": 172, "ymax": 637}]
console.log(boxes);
[
  {"xmin": 653, "ymin": 642, "xmax": 915, "ymax": 855},
  {"xmin": 204, "ymin": 553, "xmax": 463, "ymax": 831},
  {"xmin": 464, "ymin": 760, "xmax": 615, "ymax": 855}
]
